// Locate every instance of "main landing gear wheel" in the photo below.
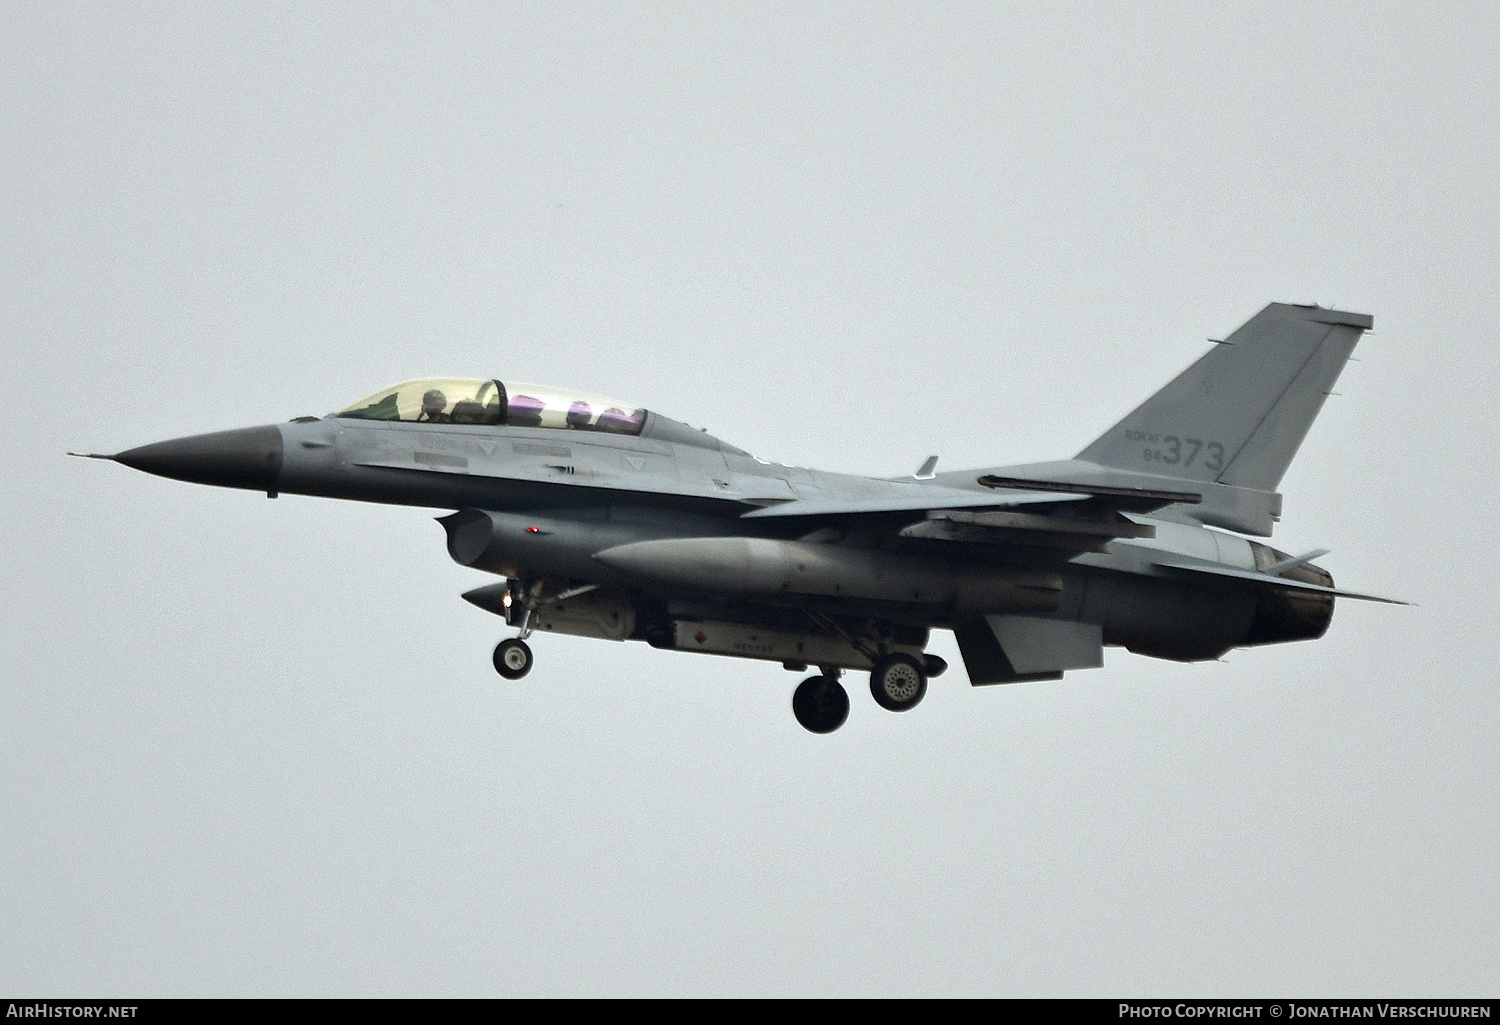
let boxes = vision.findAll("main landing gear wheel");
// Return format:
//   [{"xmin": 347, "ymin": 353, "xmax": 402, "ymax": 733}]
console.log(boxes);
[
  {"xmin": 792, "ymin": 675, "xmax": 849, "ymax": 734},
  {"xmin": 870, "ymin": 654, "xmax": 927, "ymax": 712},
  {"xmin": 493, "ymin": 638, "xmax": 533, "ymax": 679}
]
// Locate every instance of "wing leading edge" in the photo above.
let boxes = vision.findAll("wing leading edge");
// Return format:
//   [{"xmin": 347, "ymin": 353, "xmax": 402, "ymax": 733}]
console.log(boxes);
[
  {"xmin": 740, "ymin": 479, "xmax": 1200, "ymax": 521},
  {"xmin": 738, "ymin": 486, "xmax": 1092, "ymax": 519}
]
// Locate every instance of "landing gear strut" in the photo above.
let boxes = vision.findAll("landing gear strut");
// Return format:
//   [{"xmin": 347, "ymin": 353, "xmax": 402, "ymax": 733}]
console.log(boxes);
[
  {"xmin": 492, "ymin": 578, "xmax": 541, "ymax": 680},
  {"xmin": 792, "ymin": 672, "xmax": 849, "ymax": 734}
]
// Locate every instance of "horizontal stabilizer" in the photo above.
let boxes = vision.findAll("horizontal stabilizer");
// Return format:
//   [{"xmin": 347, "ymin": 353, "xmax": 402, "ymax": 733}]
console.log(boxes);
[
  {"xmin": 1152, "ymin": 556, "xmax": 1406, "ymax": 604},
  {"xmin": 1262, "ymin": 549, "xmax": 1330, "ymax": 575}
]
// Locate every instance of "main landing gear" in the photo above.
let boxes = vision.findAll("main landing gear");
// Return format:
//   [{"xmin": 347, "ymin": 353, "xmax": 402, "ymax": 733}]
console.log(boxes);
[
  {"xmin": 869, "ymin": 653, "xmax": 927, "ymax": 712},
  {"xmin": 791, "ymin": 653, "xmax": 945, "ymax": 733},
  {"xmin": 792, "ymin": 672, "xmax": 850, "ymax": 734}
]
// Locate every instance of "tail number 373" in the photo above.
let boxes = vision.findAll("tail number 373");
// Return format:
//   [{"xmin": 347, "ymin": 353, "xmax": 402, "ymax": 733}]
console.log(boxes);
[{"xmin": 1142, "ymin": 436, "xmax": 1225, "ymax": 471}]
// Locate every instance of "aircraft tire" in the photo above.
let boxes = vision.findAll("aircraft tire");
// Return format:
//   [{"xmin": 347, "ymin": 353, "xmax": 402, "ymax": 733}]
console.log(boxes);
[
  {"xmin": 870, "ymin": 654, "xmax": 927, "ymax": 712},
  {"xmin": 493, "ymin": 638, "xmax": 533, "ymax": 680},
  {"xmin": 792, "ymin": 675, "xmax": 849, "ymax": 734}
]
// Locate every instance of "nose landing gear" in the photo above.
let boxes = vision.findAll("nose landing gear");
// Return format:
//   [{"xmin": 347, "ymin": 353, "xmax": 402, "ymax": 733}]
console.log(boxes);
[
  {"xmin": 491, "ymin": 577, "xmax": 542, "ymax": 680},
  {"xmin": 493, "ymin": 637, "xmax": 533, "ymax": 679}
]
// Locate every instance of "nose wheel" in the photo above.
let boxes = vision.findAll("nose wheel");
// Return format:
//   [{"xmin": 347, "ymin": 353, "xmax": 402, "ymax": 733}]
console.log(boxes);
[{"xmin": 493, "ymin": 638, "xmax": 534, "ymax": 679}]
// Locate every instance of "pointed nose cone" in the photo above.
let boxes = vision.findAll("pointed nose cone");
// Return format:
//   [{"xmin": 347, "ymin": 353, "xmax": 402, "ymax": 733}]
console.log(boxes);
[{"xmin": 114, "ymin": 425, "xmax": 284, "ymax": 491}]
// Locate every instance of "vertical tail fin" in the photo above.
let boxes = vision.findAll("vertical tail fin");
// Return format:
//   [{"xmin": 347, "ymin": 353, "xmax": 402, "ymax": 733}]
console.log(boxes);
[{"xmin": 1075, "ymin": 303, "xmax": 1372, "ymax": 492}]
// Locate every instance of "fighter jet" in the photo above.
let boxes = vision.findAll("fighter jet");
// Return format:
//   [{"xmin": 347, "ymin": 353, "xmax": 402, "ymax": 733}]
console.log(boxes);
[{"xmin": 76, "ymin": 302, "xmax": 1399, "ymax": 733}]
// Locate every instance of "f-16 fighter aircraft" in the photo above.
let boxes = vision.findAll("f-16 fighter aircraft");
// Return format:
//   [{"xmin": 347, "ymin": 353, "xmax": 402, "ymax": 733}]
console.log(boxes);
[{"xmin": 77, "ymin": 303, "xmax": 1399, "ymax": 733}]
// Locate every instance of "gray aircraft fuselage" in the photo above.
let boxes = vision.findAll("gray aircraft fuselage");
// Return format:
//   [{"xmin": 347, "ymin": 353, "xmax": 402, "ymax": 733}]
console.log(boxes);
[{"xmin": 88, "ymin": 303, "xmax": 1397, "ymax": 733}]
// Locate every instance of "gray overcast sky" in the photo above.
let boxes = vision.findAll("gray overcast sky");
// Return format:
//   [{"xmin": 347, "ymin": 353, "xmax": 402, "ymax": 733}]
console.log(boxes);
[{"xmin": 3, "ymin": 1, "xmax": 1497, "ymax": 997}]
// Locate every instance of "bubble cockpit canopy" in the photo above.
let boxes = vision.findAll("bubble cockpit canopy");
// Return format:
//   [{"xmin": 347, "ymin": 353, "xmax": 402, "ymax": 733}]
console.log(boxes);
[{"xmin": 333, "ymin": 378, "xmax": 648, "ymax": 436}]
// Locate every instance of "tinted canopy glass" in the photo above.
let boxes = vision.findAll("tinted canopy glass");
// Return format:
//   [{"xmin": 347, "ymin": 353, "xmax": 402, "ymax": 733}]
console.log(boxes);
[{"xmin": 501, "ymin": 382, "xmax": 646, "ymax": 434}]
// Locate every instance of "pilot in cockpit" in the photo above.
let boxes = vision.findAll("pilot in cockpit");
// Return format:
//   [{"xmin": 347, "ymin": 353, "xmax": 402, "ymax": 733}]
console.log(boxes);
[{"xmin": 417, "ymin": 389, "xmax": 451, "ymax": 423}]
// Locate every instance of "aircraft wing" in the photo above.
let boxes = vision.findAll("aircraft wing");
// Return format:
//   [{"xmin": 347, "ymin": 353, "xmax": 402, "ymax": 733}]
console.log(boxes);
[
  {"xmin": 743, "ymin": 476, "xmax": 1200, "ymax": 520},
  {"xmin": 738, "ymin": 487, "xmax": 1092, "ymax": 519},
  {"xmin": 740, "ymin": 479, "xmax": 1203, "ymax": 552}
]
